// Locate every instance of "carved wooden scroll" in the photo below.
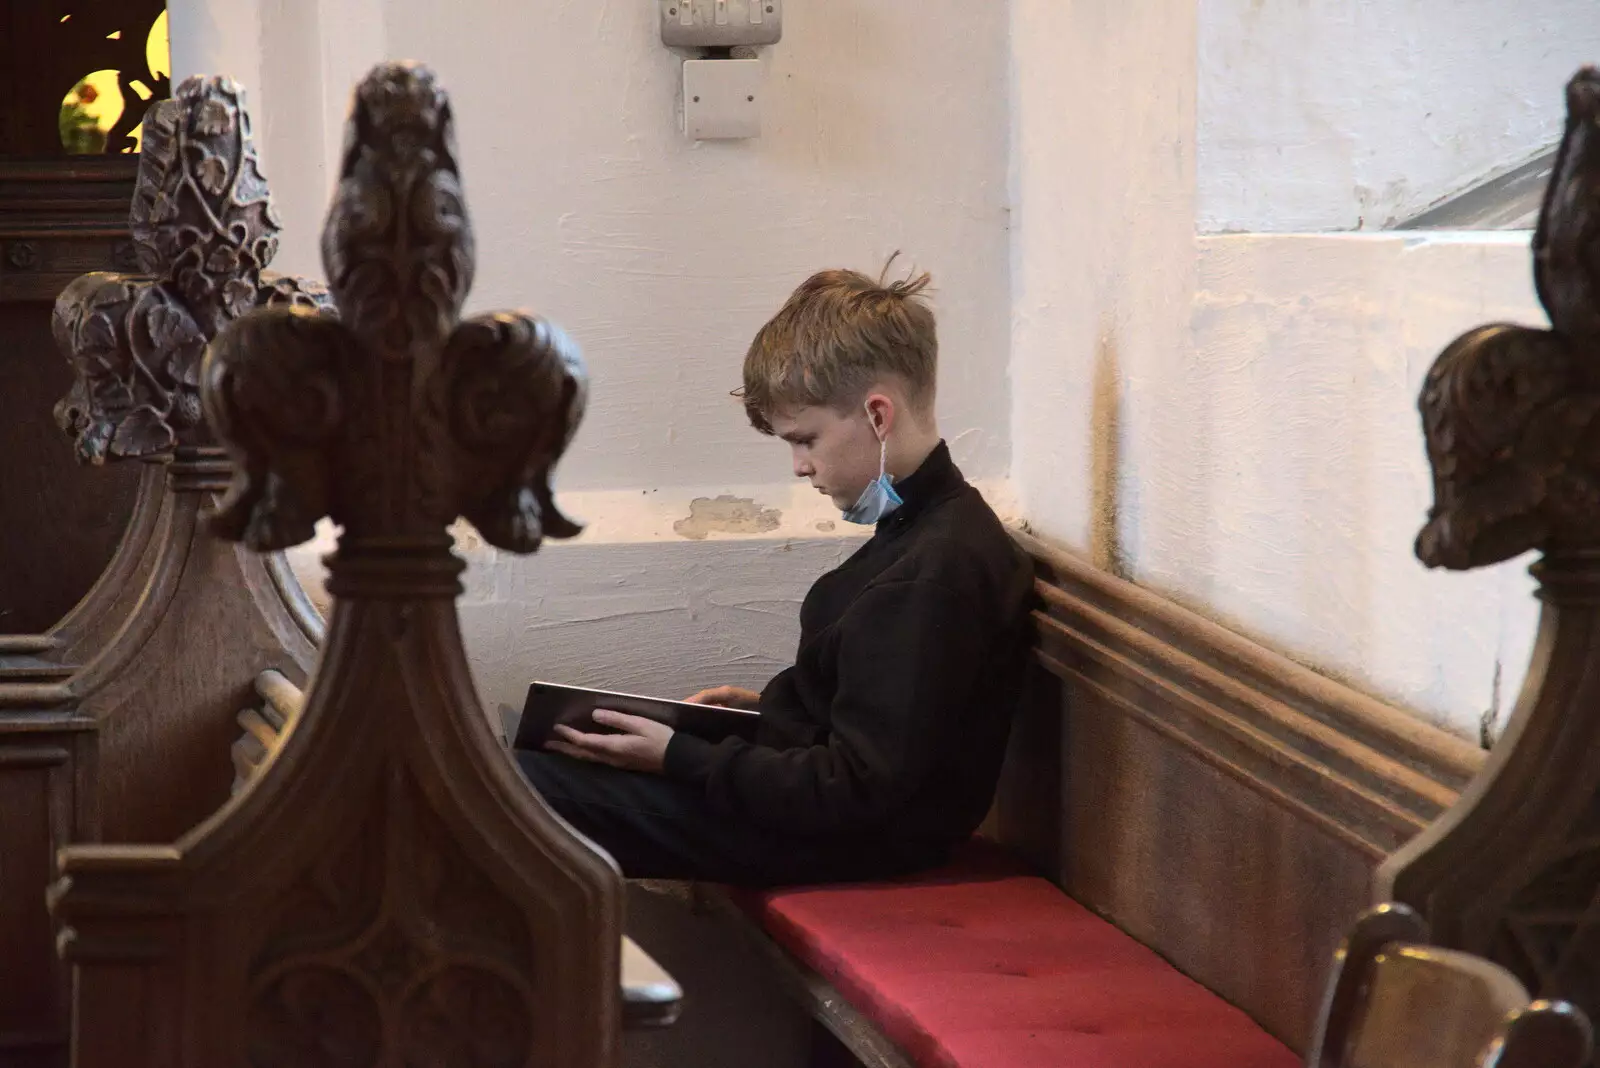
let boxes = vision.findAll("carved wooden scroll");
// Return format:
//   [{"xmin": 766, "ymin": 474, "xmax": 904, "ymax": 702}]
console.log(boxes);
[
  {"xmin": 50, "ymin": 61, "xmax": 623, "ymax": 1068},
  {"xmin": 1377, "ymin": 66, "xmax": 1600, "ymax": 1037},
  {"xmin": 48, "ymin": 74, "xmax": 328, "ymax": 845}
]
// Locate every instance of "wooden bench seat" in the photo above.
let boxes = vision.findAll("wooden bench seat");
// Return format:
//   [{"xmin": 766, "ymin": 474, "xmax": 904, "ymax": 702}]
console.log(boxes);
[
  {"xmin": 684, "ymin": 528, "xmax": 1480, "ymax": 1068},
  {"xmin": 709, "ymin": 840, "xmax": 1297, "ymax": 1068}
]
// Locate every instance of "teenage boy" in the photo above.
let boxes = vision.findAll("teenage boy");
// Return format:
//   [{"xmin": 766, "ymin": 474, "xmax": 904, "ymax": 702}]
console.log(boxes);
[{"xmin": 516, "ymin": 261, "xmax": 1035, "ymax": 887}]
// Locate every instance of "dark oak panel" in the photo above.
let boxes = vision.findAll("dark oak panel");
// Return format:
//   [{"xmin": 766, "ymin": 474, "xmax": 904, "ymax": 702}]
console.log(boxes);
[
  {"xmin": 0, "ymin": 641, "xmax": 96, "ymax": 1068},
  {"xmin": 997, "ymin": 531, "xmax": 1481, "ymax": 1052},
  {"xmin": 50, "ymin": 63, "xmax": 625, "ymax": 1068}
]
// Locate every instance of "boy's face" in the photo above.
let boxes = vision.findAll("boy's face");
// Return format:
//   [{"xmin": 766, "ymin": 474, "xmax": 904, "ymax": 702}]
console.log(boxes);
[{"xmin": 768, "ymin": 402, "xmax": 884, "ymax": 511}]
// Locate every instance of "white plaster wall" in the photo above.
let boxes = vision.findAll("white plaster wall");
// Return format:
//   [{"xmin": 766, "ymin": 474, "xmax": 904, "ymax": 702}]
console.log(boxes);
[
  {"xmin": 174, "ymin": 0, "xmax": 1012, "ymax": 489},
  {"xmin": 285, "ymin": 478, "xmax": 1019, "ymax": 716},
  {"xmin": 175, "ymin": 0, "xmax": 1564, "ymax": 744},
  {"xmin": 172, "ymin": 0, "xmax": 1014, "ymax": 713},
  {"xmin": 1012, "ymin": 1, "xmax": 1545, "ymax": 740},
  {"xmin": 1018, "ymin": 232, "xmax": 1546, "ymax": 738},
  {"xmin": 1198, "ymin": 0, "xmax": 1600, "ymax": 232},
  {"xmin": 1145, "ymin": 233, "xmax": 1542, "ymax": 738},
  {"xmin": 1010, "ymin": 0, "xmax": 1199, "ymax": 567},
  {"xmin": 286, "ymin": 528, "xmax": 857, "ymax": 721}
]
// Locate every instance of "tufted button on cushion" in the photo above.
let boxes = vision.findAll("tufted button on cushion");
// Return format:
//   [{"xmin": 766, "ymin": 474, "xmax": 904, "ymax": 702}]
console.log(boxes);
[{"xmin": 730, "ymin": 843, "xmax": 1299, "ymax": 1068}]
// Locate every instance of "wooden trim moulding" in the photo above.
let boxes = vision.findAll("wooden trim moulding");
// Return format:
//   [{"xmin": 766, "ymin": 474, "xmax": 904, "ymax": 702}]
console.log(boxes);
[{"xmin": 1012, "ymin": 528, "xmax": 1482, "ymax": 861}]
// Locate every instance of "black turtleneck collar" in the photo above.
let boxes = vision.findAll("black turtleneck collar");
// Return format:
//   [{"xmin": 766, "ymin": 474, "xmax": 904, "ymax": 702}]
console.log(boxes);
[{"xmin": 879, "ymin": 440, "xmax": 963, "ymax": 532}]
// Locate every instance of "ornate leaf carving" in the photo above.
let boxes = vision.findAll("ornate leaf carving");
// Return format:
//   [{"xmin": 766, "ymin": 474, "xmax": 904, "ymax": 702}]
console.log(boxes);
[
  {"xmin": 204, "ymin": 308, "xmax": 347, "ymax": 550},
  {"xmin": 48, "ymin": 62, "xmax": 623, "ymax": 1068},
  {"xmin": 193, "ymin": 99, "xmax": 236, "ymax": 139},
  {"xmin": 1394, "ymin": 64, "xmax": 1600, "ymax": 1048},
  {"xmin": 258, "ymin": 272, "xmax": 330, "ymax": 310},
  {"xmin": 447, "ymin": 313, "xmax": 588, "ymax": 549},
  {"xmin": 1534, "ymin": 72, "xmax": 1600, "ymax": 346},
  {"xmin": 1417, "ymin": 67, "xmax": 1600, "ymax": 570},
  {"xmin": 109, "ymin": 405, "xmax": 177, "ymax": 457},
  {"xmin": 195, "ymin": 154, "xmax": 230, "ymax": 196},
  {"xmin": 205, "ymin": 63, "xmax": 588, "ymax": 555},
  {"xmin": 53, "ymin": 76, "xmax": 335, "ymax": 466}
]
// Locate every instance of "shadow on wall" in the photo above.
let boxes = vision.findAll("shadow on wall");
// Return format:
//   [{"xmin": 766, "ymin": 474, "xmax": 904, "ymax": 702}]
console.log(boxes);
[{"xmin": 1089, "ymin": 325, "xmax": 1126, "ymax": 580}]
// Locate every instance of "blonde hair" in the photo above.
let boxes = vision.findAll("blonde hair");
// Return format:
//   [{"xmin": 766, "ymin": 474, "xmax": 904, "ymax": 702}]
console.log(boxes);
[{"xmin": 738, "ymin": 254, "xmax": 936, "ymax": 435}]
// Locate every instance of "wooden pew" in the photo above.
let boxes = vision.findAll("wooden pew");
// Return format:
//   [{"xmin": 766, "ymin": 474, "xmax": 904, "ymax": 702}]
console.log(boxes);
[
  {"xmin": 1308, "ymin": 902, "xmax": 1592, "ymax": 1068},
  {"xmin": 693, "ymin": 65, "xmax": 1600, "ymax": 1068},
  {"xmin": 0, "ymin": 156, "xmax": 145, "ymax": 635},
  {"xmin": 233, "ymin": 668, "xmax": 686, "ymax": 1031},
  {"xmin": 994, "ymin": 529, "xmax": 1482, "ymax": 1049},
  {"xmin": 46, "ymin": 60, "xmax": 658, "ymax": 1065},
  {"xmin": 0, "ymin": 636, "xmax": 95, "ymax": 1068},
  {"xmin": 702, "ymin": 532, "xmax": 1479, "ymax": 1066},
  {"xmin": 1374, "ymin": 63, "xmax": 1600, "ymax": 1041},
  {"xmin": 44, "ymin": 74, "xmax": 330, "ymax": 847},
  {"xmin": 0, "ymin": 75, "xmax": 327, "ymax": 1068},
  {"xmin": 0, "ymin": 2, "xmax": 173, "ymax": 635},
  {"xmin": 32, "ymin": 53, "xmax": 1598, "ymax": 1068}
]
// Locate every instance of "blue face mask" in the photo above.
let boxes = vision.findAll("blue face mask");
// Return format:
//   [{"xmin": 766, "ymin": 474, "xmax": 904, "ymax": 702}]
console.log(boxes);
[{"xmin": 841, "ymin": 420, "xmax": 903, "ymax": 525}]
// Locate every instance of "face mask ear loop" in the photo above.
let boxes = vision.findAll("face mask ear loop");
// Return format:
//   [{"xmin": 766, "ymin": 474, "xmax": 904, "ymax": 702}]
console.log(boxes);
[{"xmin": 867, "ymin": 401, "xmax": 890, "ymax": 479}]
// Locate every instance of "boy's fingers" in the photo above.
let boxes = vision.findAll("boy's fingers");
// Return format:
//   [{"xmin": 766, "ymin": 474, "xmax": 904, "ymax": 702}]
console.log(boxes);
[
  {"xmin": 685, "ymin": 686, "xmax": 740, "ymax": 704},
  {"xmin": 550, "ymin": 725, "xmax": 624, "ymax": 756},
  {"xmin": 545, "ymin": 738, "xmax": 599, "ymax": 762},
  {"xmin": 591, "ymin": 708, "xmax": 651, "ymax": 732}
]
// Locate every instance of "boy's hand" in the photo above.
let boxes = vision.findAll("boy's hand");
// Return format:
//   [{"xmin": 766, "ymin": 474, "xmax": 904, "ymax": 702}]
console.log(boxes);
[
  {"xmin": 546, "ymin": 710, "xmax": 673, "ymax": 773},
  {"xmin": 685, "ymin": 685, "xmax": 761, "ymax": 710}
]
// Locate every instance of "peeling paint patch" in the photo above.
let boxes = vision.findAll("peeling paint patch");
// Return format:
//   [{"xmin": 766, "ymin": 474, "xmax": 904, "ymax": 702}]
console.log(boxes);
[
  {"xmin": 450, "ymin": 521, "xmax": 486, "ymax": 552},
  {"xmin": 815, "ymin": 520, "xmax": 836, "ymax": 532},
  {"xmin": 673, "ymin": 495, "xmax": 782, "ymax": 540}
]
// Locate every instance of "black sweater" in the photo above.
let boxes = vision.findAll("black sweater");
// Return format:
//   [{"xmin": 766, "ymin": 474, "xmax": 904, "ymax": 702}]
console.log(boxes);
[{"xmin": 662, "ymin": 442, "xmax": 1036, "ymax": 844}]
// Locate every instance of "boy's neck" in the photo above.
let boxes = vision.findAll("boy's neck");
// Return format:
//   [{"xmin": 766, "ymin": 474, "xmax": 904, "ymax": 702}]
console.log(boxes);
[{"xmin": 887, "ymin": 428, "xmax": 943, "ymax": 483}]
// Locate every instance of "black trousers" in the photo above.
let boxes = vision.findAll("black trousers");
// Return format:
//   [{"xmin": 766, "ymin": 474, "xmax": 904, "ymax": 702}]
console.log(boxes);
[{"xmin": 515, "ymin": 749, "xmax": 948, "ymax": 888}]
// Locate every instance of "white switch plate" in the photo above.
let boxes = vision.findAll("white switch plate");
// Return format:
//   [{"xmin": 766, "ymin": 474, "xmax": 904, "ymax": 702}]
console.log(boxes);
[
  {"xmin": 661, "ymin": 0, "xmax": 782, "ymax": 48},
  {"xmin": 682, "ymin": 59, "xmax": 762, "ymax": 140}
]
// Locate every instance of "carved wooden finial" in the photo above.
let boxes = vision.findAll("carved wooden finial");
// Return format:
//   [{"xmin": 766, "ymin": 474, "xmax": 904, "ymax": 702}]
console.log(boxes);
[
  {"xmin": 202, "ymin": 63, "xmax": 586, "ymax": 560},
  {"xmin": 1380, "ymin": 65, "xmax": 1600, "ymax": 1042},
  {"xmin": 1414, "ymin": 66, "xmax": 1600, "ymax": 572},
  {"xmin": 40, "ymin": 75, "xmax": 329, "ymax": 847},
  {"xmin": 51, "ymin": 75, "xmax": 330, "ymax": 469},
  {"xmin": 49, "ymin": 62, "xmax": 621, "ymax": 1068}
]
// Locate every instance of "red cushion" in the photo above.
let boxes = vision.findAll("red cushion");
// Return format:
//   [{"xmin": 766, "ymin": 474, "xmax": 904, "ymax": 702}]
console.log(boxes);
[{"xmin": 731, "ymin": 845, "xmax": 1299, "ymax": 1068}]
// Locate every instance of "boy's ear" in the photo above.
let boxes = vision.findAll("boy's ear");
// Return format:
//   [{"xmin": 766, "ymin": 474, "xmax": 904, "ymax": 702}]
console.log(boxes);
[{"xmin": 864, "ymin": 392, "xmax": 895, "ymax": 440}]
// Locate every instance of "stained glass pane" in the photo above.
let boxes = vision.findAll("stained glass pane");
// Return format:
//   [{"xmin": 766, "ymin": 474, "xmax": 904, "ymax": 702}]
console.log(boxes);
[{"xmin": 45, "ymin": 4, "xmax": 170, "ymax": 155}]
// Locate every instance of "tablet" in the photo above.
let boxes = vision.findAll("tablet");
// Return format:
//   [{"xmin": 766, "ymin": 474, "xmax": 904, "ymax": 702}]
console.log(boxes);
[{"xmin": 509, "ymin": 680, "xmax": 762, "ymax": 750}]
